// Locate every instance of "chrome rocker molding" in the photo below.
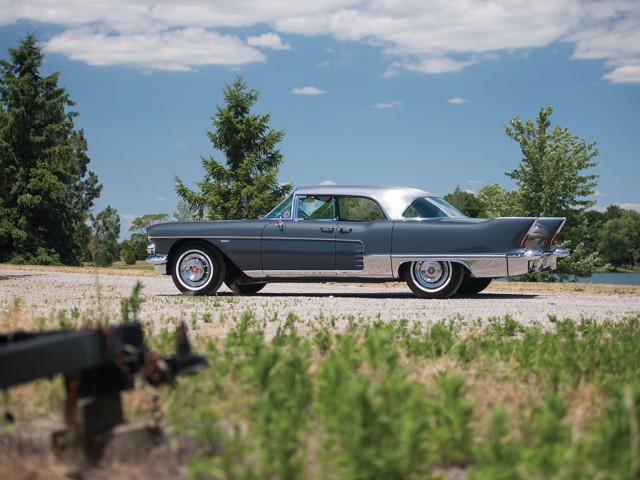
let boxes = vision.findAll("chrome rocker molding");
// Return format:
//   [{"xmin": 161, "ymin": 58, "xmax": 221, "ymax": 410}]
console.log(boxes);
[
  {"xmin": 147, "ymin": 249, "xmax": 569, "ymax": 280},
  {"xmin": 392, "ymin": 249, "xmax": 569, "ymax": 279}
]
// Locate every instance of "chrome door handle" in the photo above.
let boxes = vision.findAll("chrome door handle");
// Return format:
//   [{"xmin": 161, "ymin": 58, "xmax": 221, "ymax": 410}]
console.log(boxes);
[
  {"xmin": 339, "ymin": 227, "xmax": 352, "ymax": 233},
  {"xmin": 320, "ymin": 227, "xmax": 335, "ymax": 233}
]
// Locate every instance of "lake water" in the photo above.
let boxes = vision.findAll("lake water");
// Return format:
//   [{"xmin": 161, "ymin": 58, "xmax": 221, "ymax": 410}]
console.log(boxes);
[{"xmin": 574, "ymin": 272, "xmax": 640, "ymax": 286}]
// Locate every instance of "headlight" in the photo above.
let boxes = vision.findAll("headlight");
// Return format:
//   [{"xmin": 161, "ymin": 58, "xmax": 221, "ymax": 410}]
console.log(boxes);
[{"xmin": 146, "ymin": 243, "xmax": 156, "ymax": 255}]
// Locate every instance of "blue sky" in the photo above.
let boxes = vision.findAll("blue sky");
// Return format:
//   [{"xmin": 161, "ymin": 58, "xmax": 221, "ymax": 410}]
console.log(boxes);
[{"xmin": 1, "ymin": 1, "xmax": 639, "ymax": 235}]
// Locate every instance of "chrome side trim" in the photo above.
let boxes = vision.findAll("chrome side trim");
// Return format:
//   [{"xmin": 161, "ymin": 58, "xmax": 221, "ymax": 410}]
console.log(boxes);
[
  {"xmin": 263, "ymin": 236, "xmax": 336, "ymax": 242},
  {"xmin": 391, "ymin": 249, "xmax": 569, "ymax": 279},
  {"xmin": 359, "ymin": 255, "xmax": 392, "ymax": 276},
  {"xmin": 244, "ymin": 255, "xmax": 390, "ymax": 278},
  {"xmin": 392, "ymin": 255, "xmax": 508, "ymax": 279},
  {"xmin": 263, "ymin": 270, "xmax": 339, "ymax": 278},
  {"xmin": 148, "ymin": 235, "xmax": 262, "ymax": 240}
]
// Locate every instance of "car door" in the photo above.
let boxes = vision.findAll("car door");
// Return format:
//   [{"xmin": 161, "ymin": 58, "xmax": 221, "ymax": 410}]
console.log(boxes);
[
  {"xmin": 261, "ymin": 195, "xmax": 337, "ymax": 274},
  {"xmin": 335, "ymin": 196, "xmax": 393, "ymax": 276}
]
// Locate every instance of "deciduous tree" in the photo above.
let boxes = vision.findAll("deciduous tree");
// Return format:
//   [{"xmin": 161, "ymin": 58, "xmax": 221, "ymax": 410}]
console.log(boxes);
[
  {"xmin": 129, "ymin": 213, "xmax": 169, "ymax": 235},
  {"xmin": 443, "ymin": 186, "xmax": 482, "ymax": 217},
  {"xmin": 482, "ymin": 107, "xmax": 600, "ymax": 279},
  {"xmin": 598, "ymin": 210, "xmax": 640, "ymax": 270}
]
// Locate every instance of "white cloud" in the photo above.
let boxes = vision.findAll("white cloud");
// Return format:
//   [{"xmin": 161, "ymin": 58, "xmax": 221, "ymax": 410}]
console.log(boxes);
[
  {"xmin": 372, "ymin": 100, "xmax": 401, "ymax": 109},
  {"xmin": 292, "ymin": 86, "xmax": 327, "ymax": 95},
  {"xmin": 246, "ymin": 32, "xmax": 291, "ymax": 50},
  {"xmin": 319, "ymin": 180, "xmax": 336, "ymax": 185},
  {"xmin": 383, "ymin": 57, "xmax": 476, "ymax": 77},
  {"xmin": 2, "ymin": 0, "xmax": 639, "ymax": 84},
  {"xmin": 593, "ymin": 202, "xmax": 640, "ymax": 213},
  {"xmin": 45, "ymin": 27, "xmax": 265, "ymax": 70},
  {"xmin": 447, "ymin": 97, "xmax": 468, "ymax": 105},
  {"xmin": 618, "ymin": 203, "xmax": 640, "ymax": 212},
  {"xmin": 593, "ymin": 190, "xmax": 607, "ymax": 197}
]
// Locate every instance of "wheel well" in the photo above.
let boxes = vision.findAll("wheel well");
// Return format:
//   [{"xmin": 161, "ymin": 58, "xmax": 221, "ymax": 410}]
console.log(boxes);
[
  {"xmin": 397, "ymin": 260, "xmax": 471, "ymax": 279},
  {"xmin": 168, "ymin": 239, "xmax": 236, "ymax": 275}
]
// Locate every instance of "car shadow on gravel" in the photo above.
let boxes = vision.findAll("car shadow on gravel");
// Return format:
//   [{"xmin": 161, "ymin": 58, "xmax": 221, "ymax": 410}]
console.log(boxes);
[
  {"xmin": 0, "ymin": 274, "xmax": 38, "ymax": 280},
  {"xmin": 155, "ymin": 291, "xmax": 539, "ymax": 300}
]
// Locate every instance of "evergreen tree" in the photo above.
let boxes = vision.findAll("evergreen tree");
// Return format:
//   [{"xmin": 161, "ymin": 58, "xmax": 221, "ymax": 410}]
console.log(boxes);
[
  {"xmin": 173, "ymin": 198, "xmax": 198, "ymax": 221},
  {"xmin": 175, "ymin": 75, "xmax": 291, "ymax": 220},
  {"xmin": 0, "ymin": 34, "xmax": 101, "ymax": 265},
  {"xmin": 91, "ymin": 206, "xmax": 120, "ymax": 267}
]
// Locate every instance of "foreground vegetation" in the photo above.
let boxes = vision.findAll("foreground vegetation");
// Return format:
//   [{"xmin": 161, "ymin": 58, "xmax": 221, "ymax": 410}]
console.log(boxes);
[
  {"xmin": 2, "ymin": 278, "xmax": 639, "ymax": 479},
  {"xmin": 154, "ymin": 312, "xmax": 638, "ymax": 479}
]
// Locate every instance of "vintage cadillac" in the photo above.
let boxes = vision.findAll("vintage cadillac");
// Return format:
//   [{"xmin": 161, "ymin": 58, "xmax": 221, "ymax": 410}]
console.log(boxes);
[{"xmin": 146, "ymin": 185, "xmax": 568, "ymax": 299}]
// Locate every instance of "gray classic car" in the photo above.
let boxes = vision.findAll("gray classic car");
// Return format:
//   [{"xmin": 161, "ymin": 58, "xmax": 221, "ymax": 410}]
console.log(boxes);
[{"xmin": 146, "ymin": 185, "xmax": 568, "ymax": 298}]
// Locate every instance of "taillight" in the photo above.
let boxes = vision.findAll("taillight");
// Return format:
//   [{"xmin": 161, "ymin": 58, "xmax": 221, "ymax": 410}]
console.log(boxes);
[
  {"xmin": 551, "ymin": 232, "xmax": 559, "ymax": 246},
  {"xmin": 521, "ymin": 234, "xmax": 529, "ymax": 248}
]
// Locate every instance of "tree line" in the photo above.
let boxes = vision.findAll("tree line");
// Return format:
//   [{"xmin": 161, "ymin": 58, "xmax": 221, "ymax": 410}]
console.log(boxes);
[{"xmin": 2, "ymin": 35, "xmax": 636, "ymax": 276}]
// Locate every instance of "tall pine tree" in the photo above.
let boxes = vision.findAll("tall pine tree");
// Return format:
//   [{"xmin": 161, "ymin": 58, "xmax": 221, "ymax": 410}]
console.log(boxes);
[
  {"xmin": 0, "ymin": 34, "xmax": 101, "ymax": 265},
  {"xmin": 175, "ymin": 75, "xmax": 291, "ymax": 220}
]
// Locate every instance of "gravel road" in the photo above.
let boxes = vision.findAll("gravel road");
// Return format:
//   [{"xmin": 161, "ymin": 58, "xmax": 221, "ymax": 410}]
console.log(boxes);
[{"xmin": 2, "ymin": 266, "xmax": 639, "ymax": 337}]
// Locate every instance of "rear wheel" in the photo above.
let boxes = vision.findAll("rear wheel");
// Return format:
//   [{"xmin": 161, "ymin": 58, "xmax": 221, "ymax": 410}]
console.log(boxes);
[
  {"xmin": 171, "ymin": 243, "xmax": 225, "ymax": 296},
  {"xmin": 456, "ymin": 277, "xmax": 493, "ymax": 295},
  {"xmin": 404, "ymin": 260, "xmax": 464, "ymax": 299}
]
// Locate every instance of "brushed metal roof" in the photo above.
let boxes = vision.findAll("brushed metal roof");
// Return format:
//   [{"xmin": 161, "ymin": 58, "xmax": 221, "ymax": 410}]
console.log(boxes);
[{"xmin": 293, "ymin": 185, "xmax": 436, "ymax": 220}]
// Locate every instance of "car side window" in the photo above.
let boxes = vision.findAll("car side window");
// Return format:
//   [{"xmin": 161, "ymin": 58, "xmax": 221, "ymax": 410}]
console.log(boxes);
[
  {"xmin": 297, "ymin": 196, "xmax": 335, "ymax": 220},
  {"xmin": 403, "ymin": 197, "xmax": 464, "ymax": 219},
  {"xmin": 337, "ymin": 197, "xmax": 387, "ymax": 221}
]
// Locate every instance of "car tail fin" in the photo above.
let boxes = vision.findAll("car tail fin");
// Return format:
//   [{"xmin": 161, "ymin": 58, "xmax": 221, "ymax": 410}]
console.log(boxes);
[{"xmin": 537, "ymin": 218, "xmax": 567, "ymax": 246}]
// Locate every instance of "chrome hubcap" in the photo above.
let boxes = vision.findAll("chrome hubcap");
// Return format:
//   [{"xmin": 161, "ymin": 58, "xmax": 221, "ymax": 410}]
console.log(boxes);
[
  {"xmin": 413, "ymin": 261, "xmax": 450, "ymax": 290},
  {"xmin": 179, "ymin": 252, "xmax": 211, "ymax": 288}
]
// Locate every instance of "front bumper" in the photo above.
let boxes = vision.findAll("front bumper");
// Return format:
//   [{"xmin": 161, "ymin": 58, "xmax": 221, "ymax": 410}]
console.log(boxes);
[
  {"xmin": 146, "ymin": 254, "xmax": 169, "ymax": 275},
  {"xmin": 506, "ymin": 248, "xmax": 569, "ymax": 276}
]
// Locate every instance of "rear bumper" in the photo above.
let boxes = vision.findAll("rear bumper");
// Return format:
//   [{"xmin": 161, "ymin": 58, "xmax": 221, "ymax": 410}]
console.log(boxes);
[
  {"xmin": 145, "ymin": 254, "xmax": 168, "ymax": 275},
  {"xmin": 506, "ymin": 248, "xmax": 570, "ymax": 276}
]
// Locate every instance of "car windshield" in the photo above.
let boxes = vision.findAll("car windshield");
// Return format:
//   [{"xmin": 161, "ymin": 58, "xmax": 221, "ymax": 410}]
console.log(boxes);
[
  {"xmin": 263, "ymin": 193, "xmax": 294, "ymax": 219},
  {"xmin": 403, "ymin": 197, "xmax": 465, "ymax": 219}
]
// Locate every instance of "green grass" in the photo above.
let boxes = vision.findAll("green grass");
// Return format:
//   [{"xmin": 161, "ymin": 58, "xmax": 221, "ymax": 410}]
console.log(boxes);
[
  {"xmin": 159, "ymin": 312, "xmax": 640, "ymax": 479},
  {"xmin": 3, "ymin": 285, "xmax": 640, "ymax": 478}
]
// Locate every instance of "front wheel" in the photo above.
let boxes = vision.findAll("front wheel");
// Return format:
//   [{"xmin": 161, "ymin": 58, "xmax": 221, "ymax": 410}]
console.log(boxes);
[
  {"xmin": 404, "ymin": 260, "xmax": 464, "ymax": 299},
  {"xmin": 171, "ymin": 243, "xmax": 225, "ymax": 296}
]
